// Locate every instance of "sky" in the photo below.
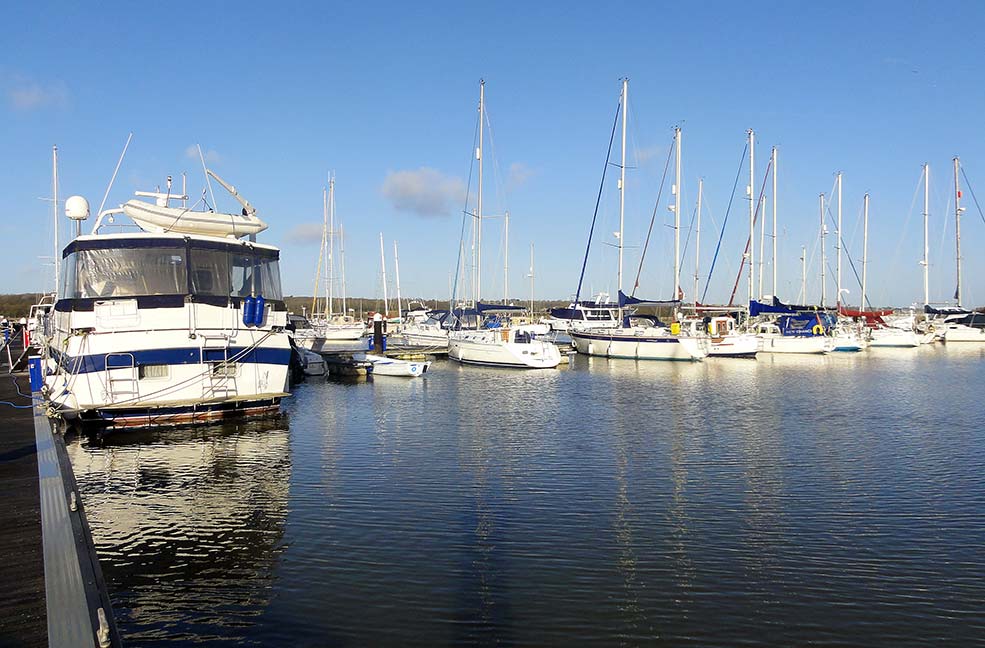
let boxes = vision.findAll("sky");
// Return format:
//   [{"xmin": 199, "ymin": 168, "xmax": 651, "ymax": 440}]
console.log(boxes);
[{"xmin": 3, "ymin": 1, "xmax": 984, "ymax": 308}]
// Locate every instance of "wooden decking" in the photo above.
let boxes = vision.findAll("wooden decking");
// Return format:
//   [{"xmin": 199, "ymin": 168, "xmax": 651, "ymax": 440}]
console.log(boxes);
[
  {"xmin": 0, "ymin": 365, "xmax": 47, "ymax": 647},
  {"xmin": 1, "ymin": 336, "xmax": 122, "ymax": 647}
]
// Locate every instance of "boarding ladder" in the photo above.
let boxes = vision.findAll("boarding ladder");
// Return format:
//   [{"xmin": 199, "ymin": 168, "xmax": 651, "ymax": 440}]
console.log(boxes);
[
  {"xmin": 104, "ymin": 353, "xmax": 138, "ymax": 403},
  {"xmin": 201, "ymin": 334, "xmax": 238, "ymax": 399}
]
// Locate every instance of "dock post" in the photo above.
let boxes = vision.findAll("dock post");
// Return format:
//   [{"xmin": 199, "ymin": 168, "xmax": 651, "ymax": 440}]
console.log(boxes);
[{"xmin": 373, "ymin": 313, "xmax": 384, "ymax": 354}]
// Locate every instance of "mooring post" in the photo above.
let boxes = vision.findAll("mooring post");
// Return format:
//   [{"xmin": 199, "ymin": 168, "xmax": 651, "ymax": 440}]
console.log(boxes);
[{"xmin": 373, "ymin": 313, "xmax": 384, "ymax": 354}]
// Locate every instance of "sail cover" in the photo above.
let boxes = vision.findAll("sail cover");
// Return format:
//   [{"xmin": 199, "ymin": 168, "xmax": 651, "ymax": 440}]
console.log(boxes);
[{"xmin": 618, "ymin": 291, "xmax": 679, "ymax": 308}]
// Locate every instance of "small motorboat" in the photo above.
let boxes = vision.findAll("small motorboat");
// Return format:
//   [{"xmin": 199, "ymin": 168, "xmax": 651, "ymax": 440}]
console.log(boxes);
[{"xmin": 355, "ymin": 353, "xmax": 430, "ymax": 377}]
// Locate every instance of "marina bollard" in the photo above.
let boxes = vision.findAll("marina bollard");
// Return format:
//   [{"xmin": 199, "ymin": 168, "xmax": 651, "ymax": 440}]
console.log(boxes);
[{"xmin": 373, "ymin": 313, "xmax": 385, "ymax": 354}]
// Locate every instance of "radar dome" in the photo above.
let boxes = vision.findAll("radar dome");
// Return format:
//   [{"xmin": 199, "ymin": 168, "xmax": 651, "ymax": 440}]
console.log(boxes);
[{"xmin": 65, "ymin": 195, "xmax": 90, "ymax": 220}]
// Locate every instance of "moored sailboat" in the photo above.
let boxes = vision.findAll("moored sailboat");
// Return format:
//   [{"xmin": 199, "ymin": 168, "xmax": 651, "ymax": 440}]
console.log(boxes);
[{"xmin": 569, "ymin": 81, "xmax": 707, "ymax": 362}]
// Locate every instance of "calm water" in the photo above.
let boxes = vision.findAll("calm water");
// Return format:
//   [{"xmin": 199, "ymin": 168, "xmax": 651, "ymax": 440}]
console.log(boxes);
[{"xmin": 67, "ymin": 345, "xmax": 985, "ymax": 646}]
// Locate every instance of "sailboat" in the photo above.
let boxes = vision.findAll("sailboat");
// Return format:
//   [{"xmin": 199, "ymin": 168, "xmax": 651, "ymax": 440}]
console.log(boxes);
[
  {"xmin": 678, "ymin": 177, "xmax": 759, "ymax": 357},
  {"xmin": 569, "ymin": 79, "xmax": 707, "ymax": 361},
  {"xmin": 938, "ymin": 157, "xmax": 985, "ymax": 343},
  {"xmin": 447, "ymin": 81, "xmax": 562, "ymax": 369},
  {"xmin": 744, "ymin": 138, "xmax": 829, "ymax": 354},
  {"xmin": 837, "ymin": 193, "xmax": 919, "ymax": 348},
  {"xmin": 310, "ymin": 176, "xmax": 365, "ymax": 342}
]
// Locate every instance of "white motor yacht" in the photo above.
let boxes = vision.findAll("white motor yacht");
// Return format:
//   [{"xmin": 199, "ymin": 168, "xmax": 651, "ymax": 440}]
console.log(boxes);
[
  {"xmin": 43, "ymin": 176, "xmax": 291, "ymax": 430},
  {"xmin": 941, "ymin": 312, "xmax": 985, "ymax": 343}
]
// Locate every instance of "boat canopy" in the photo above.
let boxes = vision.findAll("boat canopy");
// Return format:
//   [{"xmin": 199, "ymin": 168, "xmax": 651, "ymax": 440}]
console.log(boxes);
[
  {"xmin": 924, "ymin": 304, "xmax": 971, "ymax": 315},
  {"xmin": 58, "ymin": 236, "xmax": 282, "ymax": 306},
  {"xmin": 624, "ymin": 313, "xmax": 666, "ymax": 328}
]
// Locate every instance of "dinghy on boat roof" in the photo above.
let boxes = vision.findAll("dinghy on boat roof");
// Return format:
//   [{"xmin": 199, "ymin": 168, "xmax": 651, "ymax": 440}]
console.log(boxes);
[{"xmin": 112, "ymin": 168, "xmax": 268, "ymax": 238}]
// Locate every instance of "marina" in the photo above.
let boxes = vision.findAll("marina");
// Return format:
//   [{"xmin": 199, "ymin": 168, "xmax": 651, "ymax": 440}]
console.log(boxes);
[{"xmin": 4, "ymin": 3, "xmax": 985, "ymax": 645}]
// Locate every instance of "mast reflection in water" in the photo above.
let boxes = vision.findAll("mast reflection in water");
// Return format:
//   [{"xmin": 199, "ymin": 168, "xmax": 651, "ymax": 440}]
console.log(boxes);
[{"xmin": 68, "ymin": 344, "xmax": 985, "ymax": 646}]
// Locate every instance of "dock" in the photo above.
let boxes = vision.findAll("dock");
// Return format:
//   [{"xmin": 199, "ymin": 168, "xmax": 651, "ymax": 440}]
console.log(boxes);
[{"xmin": 0, "ymin": 338, "xmax": 122, "ymax": 648}]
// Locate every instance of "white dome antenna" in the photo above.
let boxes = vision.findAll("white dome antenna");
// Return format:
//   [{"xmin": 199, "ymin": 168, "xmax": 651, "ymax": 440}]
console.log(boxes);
[{"xmin": 65, "ymin": 195, "xmax": 90, "ymax": 220}]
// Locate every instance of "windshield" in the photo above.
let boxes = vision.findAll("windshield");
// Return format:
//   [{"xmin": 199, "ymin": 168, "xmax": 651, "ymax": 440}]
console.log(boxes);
[
  {"xmin": 61, "ymin": 243, "xmax": 283, "ymax": 301},
  {"xmin": 62, "ymin": 247, "xmax": 186, "ymax": 298}
]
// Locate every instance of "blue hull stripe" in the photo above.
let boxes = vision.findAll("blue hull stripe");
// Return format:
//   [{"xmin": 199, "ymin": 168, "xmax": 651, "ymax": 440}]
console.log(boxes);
[{"xmin": 49, "ymin": 346, "xmax": 291, "ymax": 375}]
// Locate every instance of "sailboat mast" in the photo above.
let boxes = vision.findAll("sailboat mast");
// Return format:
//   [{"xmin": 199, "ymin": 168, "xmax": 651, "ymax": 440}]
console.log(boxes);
[
  {"xmin": 328, "ymin": 175, "xmax": 335, "ymax": 318},
  {"xmin": 504, "ymin": 210, "xmax": 509, "ymax": 304},
  {"xmin": 758, "ymin": 188, "xmax": 766, "ymax": 299},
  {"xmin": 800, "ymin": 246, "xmax": 807, "ymax": 304},
  {"xmin": 954, "ymin": 156, "xmax": 962, "ymax": 306},
  {"xmin": 52, "ymin": 145, "xmax": 59, "ymax": 293},
  {"xmin": 380, "ymin": 233, "xmax": 389, "ymax": 317},
  {"xmin": 747, "ymin": 129, "xmax": 755, "ymax": 303},
  {"xmin": 922, "ymin": 163, "xmax": 930, "ymax": 306},
  {"xmin": 819, "ymin": 193, "xmax": 826, "ymax": 307},
  {"xmin": 673, "ymin": 125, "xmax": 682, "ymax": 301},
  {"xmin": 394, "ymin": 240, "xmax": 402, "ymax": 325},
  {"xmin": 476, "ymin": 79, "xmax": 484, "ymax": 307},
  {"xmin": 694, "ymin": 178, "xmax": 702, "ymax": 308},
  {"xmin": 529, "ymin": 243, "xmax": 535, "ymax": 314},
  {"xmin": 861, "ymin": 193, "xmax": 869, "ymax": 310},
  {"xmin": 340, "ymin": 223, "xmax": 348, "ymax": 316},
  {"xmin": 772, "ymin": 147, "xmax": 778, "ymax": 298},
  {"xmin": 836, "ymin": 172, "xmax": 842, "ymax": 307},
  {"xmin": 618, "ymin": 78, "xmax": 628, "ymax": 313}
]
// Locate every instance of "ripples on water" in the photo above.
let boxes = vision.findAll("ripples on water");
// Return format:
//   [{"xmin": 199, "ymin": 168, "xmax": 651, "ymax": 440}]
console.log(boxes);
[{"xmin": 67, "ymin": 344, "xmax": 985, "ymax": 646}]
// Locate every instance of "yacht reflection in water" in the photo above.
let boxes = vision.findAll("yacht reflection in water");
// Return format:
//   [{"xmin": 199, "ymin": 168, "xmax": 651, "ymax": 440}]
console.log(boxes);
[{"xmin": 65, "ymin": 419, "xmax": 291, "ymax": 643}]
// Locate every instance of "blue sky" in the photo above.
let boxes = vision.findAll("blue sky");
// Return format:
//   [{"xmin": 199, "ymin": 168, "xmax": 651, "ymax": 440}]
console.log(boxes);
[{"xmin": 3, "ymin": 1, "xmax": 984, "ymax": 307}]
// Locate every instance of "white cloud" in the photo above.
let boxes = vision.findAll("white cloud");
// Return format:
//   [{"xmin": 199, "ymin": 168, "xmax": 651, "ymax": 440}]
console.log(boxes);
[
  {"xmin": 185, "ymin": 145, "xmax": 222, "ymax": 164},
  {"xmin": 507, "ymin": 162, "xmax": 535, "ymax": 189},
  {"xmin": 381, "ymin": 167, "xmax": 466, "ymax": 218},
  {"xmin": 5, "ymin": 76, "xmax": 68, "ymax": 111},
  {"xmin": 284, "ymin": 223, "xmax": 324, "ymax": 244}
]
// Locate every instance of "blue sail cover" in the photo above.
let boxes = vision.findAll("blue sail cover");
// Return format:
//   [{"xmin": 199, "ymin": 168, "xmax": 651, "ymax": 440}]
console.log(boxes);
[
  {"xmin": 476, "ymin": 301, "xmax": 526, "ymax": 313},
  {"xmin": 776, "ymin": 313, "xmax": 837, "ymax": 336},
  {"xmin": 924, "ymin": 304, "xmax": 970, "ymax": 315},
  {"xmin": 749, "ymin": 297, "xmax": 799, "ymax": 317},
  {"xmin": 617, "ymin": 290, "xmax": 680, "ymax": 308}
]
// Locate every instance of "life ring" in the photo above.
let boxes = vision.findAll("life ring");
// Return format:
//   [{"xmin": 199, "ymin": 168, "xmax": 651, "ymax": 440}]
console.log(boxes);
[{"xmin": 812, "ymin": 324, "xmax": 824, "ymax": 335}]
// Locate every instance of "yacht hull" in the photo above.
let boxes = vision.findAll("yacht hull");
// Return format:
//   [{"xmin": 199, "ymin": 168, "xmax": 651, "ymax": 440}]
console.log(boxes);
[
  {"xmin": 942, "ymin": 325, "xmax": 985, "ymax": 343},
  {"xmin": 756, "ymin": 335, "xmax": 829, "ymax": 354},
  {"xmin": 707, "ymin": 334, "xmax": 759, "ymax": 358},
  {"xmin": 448, "ymin": 330, "xmax": 561, "ymax": 368},
  {"xmin": 571, "ymin": 329, "xmax": 707, "ymax": 361}
]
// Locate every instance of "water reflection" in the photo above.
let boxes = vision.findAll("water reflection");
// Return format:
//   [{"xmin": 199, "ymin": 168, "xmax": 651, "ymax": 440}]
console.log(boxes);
[
  {"xmin": 70, "ymin": 349, "xmax": 985, "ymax": 646},
  {"xmin": 67, "ymin": 419, "xmax": 290, "ymax": 645}
]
